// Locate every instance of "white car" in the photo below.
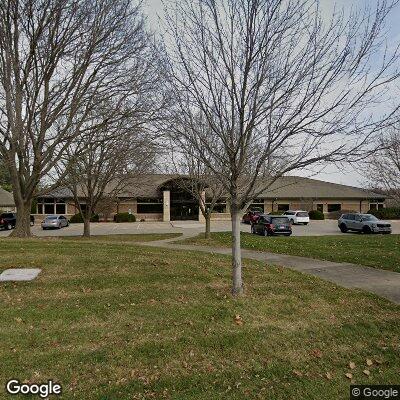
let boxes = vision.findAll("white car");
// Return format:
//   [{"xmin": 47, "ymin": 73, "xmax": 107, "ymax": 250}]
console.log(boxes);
[{"xmin": 283, "ymin": 210, "xmax": 310, "ymax": 225}]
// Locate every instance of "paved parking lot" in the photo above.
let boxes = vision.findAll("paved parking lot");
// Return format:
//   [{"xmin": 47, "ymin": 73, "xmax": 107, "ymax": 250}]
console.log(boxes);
[{"xmin": 0, "ymin": 219, "xmax": 399, "ymax": 237}]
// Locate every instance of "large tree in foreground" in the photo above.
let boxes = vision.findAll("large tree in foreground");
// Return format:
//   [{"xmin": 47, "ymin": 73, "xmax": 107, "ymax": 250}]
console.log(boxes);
[
  {"xmin": 165, "ymin": 0, "xmax": 400, "ymax": 295},
  {"xmin": 0, "ymin": 0, "xmax": 149, "ymax": 236}
]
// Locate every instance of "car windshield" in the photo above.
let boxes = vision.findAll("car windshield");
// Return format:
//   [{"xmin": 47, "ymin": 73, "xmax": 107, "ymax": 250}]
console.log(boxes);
[
  {"xmin": 271, "ymin": 217, "xmax": 289, "ymax": 224},
  {"xmin": 362, "ymin": 215, "xmax": 378, "ymax": 221},
  {"xmin": 46, "ymin": 216, "xmax": 58, "ymax": 220},
  {"xmin": 297, "ymin": 212, "xmax": 308, "ymax": 217}
]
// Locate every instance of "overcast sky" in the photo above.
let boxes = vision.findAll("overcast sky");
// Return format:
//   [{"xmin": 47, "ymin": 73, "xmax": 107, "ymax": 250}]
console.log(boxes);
[{"xmin": 143, "ymin": 0, "xmax": 400, "ymax": 188}]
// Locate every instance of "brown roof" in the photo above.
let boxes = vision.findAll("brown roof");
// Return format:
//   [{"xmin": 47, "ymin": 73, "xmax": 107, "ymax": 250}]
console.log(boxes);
[
  {"xmin": 0, "ymin": 187, "xmax": 15, "ymax": 206},
  {"xmin": 259, "ymin": 176, "xmax": 383, "ymax": 200},
  {"xmin": 42, "ymin": 174, "xmax": 384, "ymax": 200}
]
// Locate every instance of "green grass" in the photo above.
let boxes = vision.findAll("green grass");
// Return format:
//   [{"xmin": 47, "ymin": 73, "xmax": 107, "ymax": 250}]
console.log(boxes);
[
  {"xmin": 62, "ymin": 233, "xmax": 182, "ymax": 242},
  {"xmin": 0, "ymin": 237, "xmax": 399, "ymax": 399},
  {"xmin": 177, "ymin": 233, "xmax": 400, "ymax": 273}
]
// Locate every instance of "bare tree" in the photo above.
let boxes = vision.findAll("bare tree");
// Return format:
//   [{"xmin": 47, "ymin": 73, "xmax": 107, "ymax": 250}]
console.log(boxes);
[
  {"xmin": 364, "ymin": 124, "xmax": 400, "ymax": 204},
  {"xmin": 171, "ymin": 148, "xmax": 225, "ymax": 239},
  {"xmin": 0, "ymin": 0, "xmax": 153, "ymax": 237},
  {"xmin": 58, "ymin": 116, "xmax": 158, "ymax": 237},
  {"xmin": 165, "ymin": 0, "xmax": 400, "ymax": 295}
]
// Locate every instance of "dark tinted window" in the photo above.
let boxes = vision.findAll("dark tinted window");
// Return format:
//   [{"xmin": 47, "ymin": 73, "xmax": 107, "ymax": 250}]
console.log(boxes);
[
  {"xmin": 362, "ymin": 215, "xmax": 378, "ymax": 221},
  {"xmin": 277, "ymin": 204, "xmax": 289, "ymax": 211},
  {"xmin": 46, "ymin": 216, "xmax": 58, "ymax": 220},
  {"xmin": 284, "ymin": 211, "xmax": 295, "ymax": 215},
  {"xmin": 328, "ymin": 204, "xmax": 341, "ymax": 212},
  {"xmin": 344, "ymin": 214, "xmax": 355, "ymax": 220},
  {"xmin": 271, "ymin": 217, "xmax": 290, "ymax": 224},
  {"xmin": 1, "ymin": 213, "xmax": 14, "ymax": 218}
]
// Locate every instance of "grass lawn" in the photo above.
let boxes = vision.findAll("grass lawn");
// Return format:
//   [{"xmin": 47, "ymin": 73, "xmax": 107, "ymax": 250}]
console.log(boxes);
[
  {"xmin": 0, "ymin": 238, "xmax": 399, "ymax": 399},
  {"xmin": 61, "ymin": 233, "xmax": 182, "ymax": 242},
  {"xmin": 177, "ymin": 233, "xmax": 400, "ymax": 273}
]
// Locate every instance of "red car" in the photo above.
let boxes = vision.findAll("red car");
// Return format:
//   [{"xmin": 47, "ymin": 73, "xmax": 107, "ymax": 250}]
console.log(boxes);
[{"xmin": 242, "ymin": 208, "xmax": 263, "ymax": 224}]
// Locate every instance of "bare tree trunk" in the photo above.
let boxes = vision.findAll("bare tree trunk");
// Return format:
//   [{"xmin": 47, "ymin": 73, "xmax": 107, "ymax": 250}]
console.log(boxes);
[
  {"xmin": 83, "ymin": 218, "xmax": 91, "ymax": 237},
  {"xmin": 231, "ymin": 209, "xmax": 243, "ymax": 296},
  {"xmin": 205, "ymin": 214, "xmax": 211, "ymax": 239},
  {"xmin": 10, "ymin": 199, "xmax": 32, "ymax": 238}
]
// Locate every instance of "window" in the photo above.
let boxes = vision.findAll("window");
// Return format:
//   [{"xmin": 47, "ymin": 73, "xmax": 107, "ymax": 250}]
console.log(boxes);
[
  {"xmin": 370, "ymin": 203, "xmax": 384, "ymax": 210},
  {"xmin": 56, "ymin": 204, "xmax": 66, "ymax": 214},
  {"xmin": 327, "ymin": 204, "xmax": 341, "ymax": 212},
  {"xmin": 137, "ymin": 198, "xmax": 163, "ymax": 213},
  {"xmin": 44, "ymin": 203, "xmax": 54, "ymax": 214},
  {"xmin": 345, "ymin": 214, "xmax": 355, "ymax": 220},
  {"xmin": 316, "ymin": 204, "xmax": 324, "ymax": 212},
  {"xmin": 284, "ymin": 211, "xmax": 295, "ymax": 215},
  {"xmin": 37, "ymin": 198, "xmax": 67, "ymax": 215},
  {"xmin": 277, "ymin": 204, "xmax": 289, "ymax": 211}
]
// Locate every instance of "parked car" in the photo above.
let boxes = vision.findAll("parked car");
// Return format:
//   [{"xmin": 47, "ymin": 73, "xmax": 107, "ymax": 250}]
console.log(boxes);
[
  {"xmin": 0, "ymin": 212, "xmax": 16, "ymax": 230},
  {"xmin": 242, "ymin": 208, "xmax": 263, "ymax": 224},
  {"xmin": 0, "ymin": 213, "xmax": 36, "ymax": 230},
  {"xmin": 338, "ymin": 213, "xmax": 392, "ymax": 234},
  {"xmin": 283, "ymin": 210, "xmax": 310, "ymax": 225},
  {"xmin": 251, "ymin": 214, "xmax": 292, "ymax": 236},
  {"xmin": 41, "ymin": 215, "xmax": 69, "ymax": 230}
]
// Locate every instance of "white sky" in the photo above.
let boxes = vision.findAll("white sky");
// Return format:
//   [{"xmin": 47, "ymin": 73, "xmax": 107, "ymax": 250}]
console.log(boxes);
[{"xmin": 143, "ymin": 0, "xmax": 400, "ymax": 188}]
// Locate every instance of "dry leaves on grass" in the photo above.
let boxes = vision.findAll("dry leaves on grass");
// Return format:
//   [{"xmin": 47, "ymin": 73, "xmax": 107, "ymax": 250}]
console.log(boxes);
[
  {"xmin": 310, "ymin": 349, "xmax": 322, "ymax": 358},
  {"xmin": 363, "ymin": 369, "xmax": 371, "ymax": 376},
  {"xmin": 234, "ymin": 315, "xmax": 243, "ymax": 326},
  {"xmin": 325, "ymin": 372, "xmax": 333, "ymax": 380},
  {"xmin": 345, "ymin": 373, "xmax": 353, "ymax": 379},
  {"xmin": 349, "ymin": 362, "xmax": 356, "ymax": 369},
  {"xmin": 366, "ymin": 359, "xmax": 373, "ymax": 366}
]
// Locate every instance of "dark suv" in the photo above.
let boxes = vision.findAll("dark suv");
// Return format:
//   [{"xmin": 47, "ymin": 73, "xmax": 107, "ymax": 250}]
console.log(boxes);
[
  {"xmin": 338, "ymin": 213, "xmax": 391, "ymax": 234},
  {"xmin": 251, "ymin": 214, "xmax": 292, "ymax": 236},
  {"xmin": 0, "ymin": 212, "xmax": 35, "ymax": 230},
  {"xmin": 0, "ymin": 212, "xmax": 16, "ymax": 230}
]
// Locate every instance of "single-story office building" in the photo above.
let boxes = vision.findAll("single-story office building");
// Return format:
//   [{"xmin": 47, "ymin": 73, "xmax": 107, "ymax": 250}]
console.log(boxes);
[{"xmin": 32, "ymin": 174, "xmax": 386, "ymax": 221}]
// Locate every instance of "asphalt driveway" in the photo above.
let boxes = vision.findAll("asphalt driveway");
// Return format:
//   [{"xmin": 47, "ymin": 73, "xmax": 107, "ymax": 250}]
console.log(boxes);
[{"xmin": 0, "ymin": 219, "xmax": 399, "ymax": 237}]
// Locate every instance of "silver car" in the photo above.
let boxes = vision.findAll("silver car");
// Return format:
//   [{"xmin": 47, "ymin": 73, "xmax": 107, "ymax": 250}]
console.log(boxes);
[
  {"xmin": 41, "ymin": 215, "xmax": 69, "ymax": 230},
  {"xmin": 338, "ymin": 213, "xmax": 391, "ymax": 234}
]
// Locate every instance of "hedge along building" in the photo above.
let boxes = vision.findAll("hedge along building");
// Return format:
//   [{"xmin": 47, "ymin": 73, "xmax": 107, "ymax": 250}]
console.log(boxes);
[{"xmin": 32, "ymin": 174, "xmax": 386, "ymax": 221}]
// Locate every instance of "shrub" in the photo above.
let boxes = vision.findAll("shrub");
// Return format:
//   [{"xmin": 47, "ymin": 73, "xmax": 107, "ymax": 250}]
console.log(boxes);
[
  {"xmin": 368, "ymin": 207, "xmax": 400, "ymax": 220},
  {"xmin": 308, "ymin": 210, "xmax": 325, "ymax": 220},
  {"xmin": 113, "ymin": 212, "xmax": 136, "ymax": 223},
  {"xmin": 70, "ymin": 213, "xmax": 99, "ymax": 223}
]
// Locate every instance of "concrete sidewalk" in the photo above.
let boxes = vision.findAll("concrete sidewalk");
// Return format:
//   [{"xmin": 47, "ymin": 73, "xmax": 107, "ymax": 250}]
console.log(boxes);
[{"xmin": 141, "ymin": 236, "xmax": 400, "ymax": 305}]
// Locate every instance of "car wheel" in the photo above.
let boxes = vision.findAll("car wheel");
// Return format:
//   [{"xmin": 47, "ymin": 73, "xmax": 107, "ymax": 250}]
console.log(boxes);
[
  {"xmin": 339, "ymin": 223, "xmax": 348, "ymax": 233},
  {"xmin": 284, "ymin": 233, "xmax": 291, "ymax": 236},
  {"xmin": 251, "ymin": 225, "xmax": 256, "ymax": 234},
  {"xmin": 362, "ymin": 226, "xmax": 372, "ymax": 234}
]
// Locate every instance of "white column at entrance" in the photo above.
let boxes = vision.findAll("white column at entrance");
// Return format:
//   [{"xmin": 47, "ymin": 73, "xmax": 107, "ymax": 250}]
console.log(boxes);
[
  {"xmin": 163, "ymin": 190, "xmax": 170, "ymax": 222},
  {"xmin": 198, "ymin": 191, "xmax": 206, "ymax": 222}
]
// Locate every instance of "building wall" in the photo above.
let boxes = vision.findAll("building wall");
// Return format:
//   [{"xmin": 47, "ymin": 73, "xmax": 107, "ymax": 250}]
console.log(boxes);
[{"xmin": 32, "ymin": 195, "xmax": 386, "ymax": 222}]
